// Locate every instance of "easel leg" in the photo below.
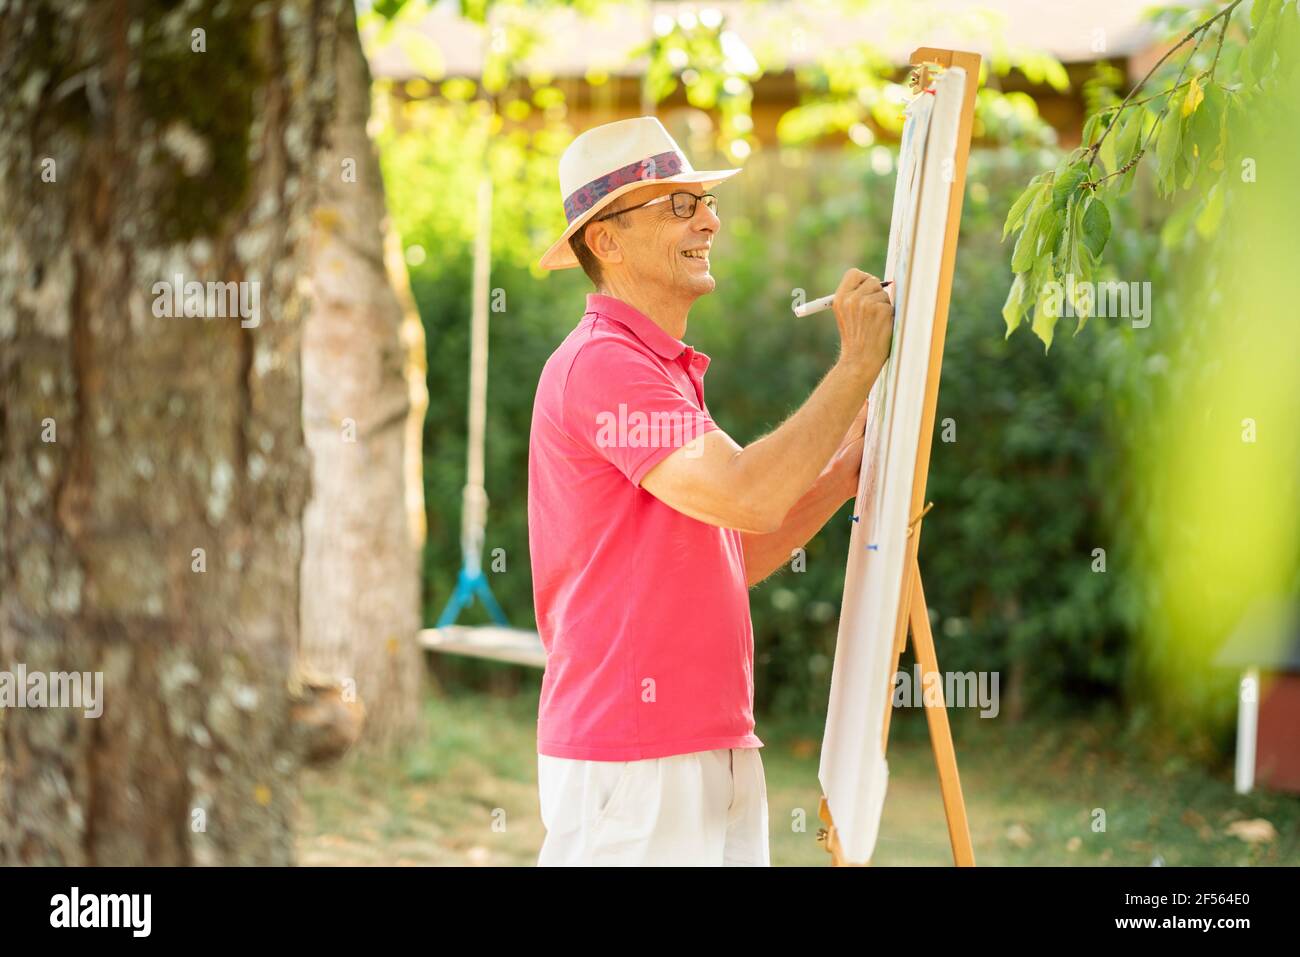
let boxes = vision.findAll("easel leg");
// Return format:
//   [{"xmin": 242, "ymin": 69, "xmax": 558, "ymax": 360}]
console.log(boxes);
[
  {"xmin": 879, "ymin": 576, "xmax": 914, "ymax": 751},
  {"xmin": 908, "ymin": 558, "xmax": 976, "ymax": 866}
]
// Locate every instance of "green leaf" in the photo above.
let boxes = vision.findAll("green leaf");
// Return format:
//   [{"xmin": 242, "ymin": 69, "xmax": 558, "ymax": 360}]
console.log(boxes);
[
  {"xmin": 1101, "ymin": 109, "xmax": 1140, "ymax": 191},
  {"xmin": 1077, "ymin": 243, "xmax": 1095, "ymax": 287},
  {"xmin": 1195, "ymin": 180, "xmax": 1225, "ymax": 237},
  {"xmin": 1030, "ymin": 246, "xmax": 1054, "ymax": 295},
  {"xmin": 1002, "ymin": 180, "xmax": 1047, "ymax": 242},
  {"xmin": 1056, "ymin": 193, "xmax": 1077, "ymax": 265},
  {"xmin": 1010, "ymin": 225, "xmax": 1037, "ymax": 273},
  {"xmin": 1154, "ymin": 109, "xmax": 1182, "ymax": 196},
  {"xmin": 1116, "ymin": 108, "xmax": 1142, "ymax": 161},
  {"xmin": 1189, "ymin": 83, "xmax": 1225, "ymax": 163},
  {"xmin": 1040, "ymin": 205, "xmax": 1066, "ymax": 262},
  {"xmin": 1010, "ymin": 223, "xmax": 1039, "ymax": 273},
  {"xmin": 1028, "ymin": 247, "xmax": 1058, "ymax": 349},
  {"xmin": 1098, "ymin": 125, "xmax": 1119, "ymax": 174},
  {"xmin": 1181, "ymin": 75, "xmax": 1204, "ymax": 117},
  {"xmin": 1031, "ymin": 284, "xmax": 1058, "ymax": 352},
  {"xmin": 1278, "ymin": 0, "xmax": 1300, "ymax": 71},
  {"xmin": 1117, "ymin": 154, "xmax": 1143, "ymax": 196},
  {"xmin": 1043, "ymin": 58, "xmax": 1071, "ymax": 93},
  {"xmin": 1251, "ymin": 0, "xmax": 1280, "ymax": 29},
  {"xmin": 1065, "ymin": 198, "xmax": 1089, "ymax": 320},
  {"xmin": 1115, "ymin": 110, "xmax": 1143, "ymax": 180},
  {"xmin": 1010, "ymin": 187, "xmax": 1050, "ymax": 271},
  {"xmin": 372, "ymin": 0, "xmax": 409, "ymax": 20},
  {"xmin": 440, "ymin": 77, "xmax": 478, "ymax": 101},
  {"xmin": 1159, "ymin": 196, "xmax": 1198, "ymax": 249},
  {"xmin": 1081, "ymin": 112, "xmax": 1103, "ymax": 149},
  {"xmin": 1052, "ymin": 161, "xmax": 1089, "ymax": 210},
  {"xmin": 1002, "ymin": 272, "xmax": 1028, "ymax": 335},
  {"xmin": 1082, "ymin": 196, "xmax": 1111, "ymax": 257},
  {"xmin": 1250, "ymin": 0, "xmax": 1281, "ymax": 78}
]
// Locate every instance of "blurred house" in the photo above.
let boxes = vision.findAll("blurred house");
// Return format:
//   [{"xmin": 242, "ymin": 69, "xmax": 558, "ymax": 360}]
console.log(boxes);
[
  {"xmin": 365, "ymin": 0, "xmax": 1168, "ymax": 148},
  {"xmin": 1216, "ymin": 600, "xmax": 1300, "ymax": 796}
]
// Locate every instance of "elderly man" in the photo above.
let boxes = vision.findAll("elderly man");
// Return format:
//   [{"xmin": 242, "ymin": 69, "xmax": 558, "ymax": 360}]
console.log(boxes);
[{"xmin": 529, "ymin": 116, "xmax": 893, "ymax": 866}]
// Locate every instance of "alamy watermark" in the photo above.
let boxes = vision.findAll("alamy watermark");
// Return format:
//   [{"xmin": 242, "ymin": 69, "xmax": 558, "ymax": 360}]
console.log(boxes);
[
  {"xmin": 1040, "ymin": 276, "xmax": 1152, "ymax": 329},
  {"xmin": 595, "ymin": 404, "xmax": 709, "ymax": 458},
  {"xmin": 892, "ymin": 665, "xmax": 999, "ymax": 718},
  {"xmin": 0, "ymin": 665, "xmax": 103, "ymax": 718},
  {"xmin": 151, "ymin": 273, "xmax": 260, "ymax": 328},
  {"xmin": 50, "ymin": 887, "xmax": 150, "ymax": 936}
]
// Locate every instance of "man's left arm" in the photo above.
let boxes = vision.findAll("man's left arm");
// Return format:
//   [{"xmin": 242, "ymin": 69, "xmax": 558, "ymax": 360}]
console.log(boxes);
[{"xmin": 740, "ymin": 398, "xmax": 871, "ymax": 587}]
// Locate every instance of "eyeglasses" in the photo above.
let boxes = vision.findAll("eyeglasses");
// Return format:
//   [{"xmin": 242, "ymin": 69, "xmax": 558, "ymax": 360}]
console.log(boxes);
[{"xmin": 594, "ymin": 190, "xmax": 718, "ymax": 223}]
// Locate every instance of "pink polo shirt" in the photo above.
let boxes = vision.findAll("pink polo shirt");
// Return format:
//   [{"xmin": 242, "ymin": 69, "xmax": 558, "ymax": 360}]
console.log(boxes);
[{"xmin": 528, "ymin": 293, "xmax": 763, "ymax": 761}]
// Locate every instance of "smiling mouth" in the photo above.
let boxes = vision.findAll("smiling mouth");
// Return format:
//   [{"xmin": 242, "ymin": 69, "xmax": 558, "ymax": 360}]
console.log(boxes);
[{"xmin": 681, "ymin": 249, "xmax": 710, "ymax": 262}]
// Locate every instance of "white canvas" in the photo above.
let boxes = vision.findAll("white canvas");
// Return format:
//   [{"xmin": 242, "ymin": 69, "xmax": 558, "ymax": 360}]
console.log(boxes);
[{"xmin": 818, "ymin": 67, "xmax": 968, "ymax": 864}]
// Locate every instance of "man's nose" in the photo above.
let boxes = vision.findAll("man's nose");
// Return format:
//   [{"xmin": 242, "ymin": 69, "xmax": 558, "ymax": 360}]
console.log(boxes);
[{"xmin": 694, "ymin": 202, "xmax": 719, "ymax": 231}]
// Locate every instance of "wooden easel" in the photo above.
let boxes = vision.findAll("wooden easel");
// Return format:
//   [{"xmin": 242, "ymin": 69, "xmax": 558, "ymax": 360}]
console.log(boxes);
[{"xmin": 817, "ymin": 47, "xmax": 981, "ymax": 868}]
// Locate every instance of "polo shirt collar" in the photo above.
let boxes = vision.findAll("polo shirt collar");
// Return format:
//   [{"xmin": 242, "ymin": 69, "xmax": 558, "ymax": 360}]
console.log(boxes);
[{"xmin": 585, "ymin": 293, "xmax": 688, "ymax": 361}]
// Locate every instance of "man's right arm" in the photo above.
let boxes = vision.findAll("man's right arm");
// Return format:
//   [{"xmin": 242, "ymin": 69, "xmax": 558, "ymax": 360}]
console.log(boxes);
[{"xmin": 640, "ymin": 269, "xmax": 893, "ymax": 534}]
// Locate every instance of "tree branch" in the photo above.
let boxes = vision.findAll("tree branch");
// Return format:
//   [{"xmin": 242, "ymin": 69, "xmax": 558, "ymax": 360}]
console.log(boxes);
[{"xmin": 1087, "ymin": 0, "xmax": 1247, "ymax": 169}]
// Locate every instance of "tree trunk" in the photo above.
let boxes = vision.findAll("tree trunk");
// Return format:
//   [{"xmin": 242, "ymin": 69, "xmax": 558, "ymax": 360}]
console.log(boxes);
[
  {"xmin": 0, "ymin": 0, "xmax": 342, "ymax": 865},
  {"xmin": 300, "ymin": 8, "xmax": 426, "ymax": 752}
]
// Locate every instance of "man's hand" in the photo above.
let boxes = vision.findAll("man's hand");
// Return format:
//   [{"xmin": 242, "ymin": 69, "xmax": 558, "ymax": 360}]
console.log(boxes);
[
  {"xmin": 739, "ymin": 396, "xmax": 877, "ymax": 585},
  {"xmin": 831, "ymin": 268, "xmax": 894, "ymax": 385},
  {"xmin": 822, "ymin": 397, "xmax": 871, "ymax": 504}
]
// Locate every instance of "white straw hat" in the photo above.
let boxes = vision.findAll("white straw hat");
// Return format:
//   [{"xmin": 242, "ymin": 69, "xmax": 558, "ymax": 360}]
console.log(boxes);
[{"xmin": 539, "ymin": 116, "xmax": 740, "ymax": 270}]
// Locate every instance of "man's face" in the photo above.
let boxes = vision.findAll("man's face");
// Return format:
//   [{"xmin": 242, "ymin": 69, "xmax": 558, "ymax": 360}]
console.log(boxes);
[{"xmin": 588, "ymin": 181, "xmax": 721, "ymax": 301}]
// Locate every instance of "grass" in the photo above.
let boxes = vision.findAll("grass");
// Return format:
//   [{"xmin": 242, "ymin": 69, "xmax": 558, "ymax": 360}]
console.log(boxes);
[{"xmin": 296, "ymin": 681, "xmax": 1300, "ymax": 866}]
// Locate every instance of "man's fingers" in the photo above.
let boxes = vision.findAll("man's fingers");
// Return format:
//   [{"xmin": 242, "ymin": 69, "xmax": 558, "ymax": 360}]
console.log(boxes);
[
  {"xmin": 842, "ymin": 399, "xmax": 869, "ymax": 443},
  {"xmin": 836, "ymin": 268, "xmax": 883, "ymax": 298},
  {"xmin": 847, "ymin": 274, "xmax": 884, "ymax": 298},
  {"xmin": 837, "ymin": 268, "xmax": 866, "ymax": 286},
  {"xmin": 843, "ymin": 434, "xmax": 866, "ymax": 468}
]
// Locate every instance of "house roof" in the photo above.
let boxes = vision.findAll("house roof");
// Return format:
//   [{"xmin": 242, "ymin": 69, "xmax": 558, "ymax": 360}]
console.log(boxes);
[
  {"xmin": 1215, "ymin": 598, "xmax": 1300, "ymax": 672},
  {"xmin": 365, "ymin": 0, "xmax": 1161, "ymax": 82}
]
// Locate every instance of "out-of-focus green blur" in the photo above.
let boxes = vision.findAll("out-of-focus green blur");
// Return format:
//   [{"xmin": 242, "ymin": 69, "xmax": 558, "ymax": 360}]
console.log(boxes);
[{"xmin": 1131, "ymin": 70, "xmax": 1300, "ymax": 724}]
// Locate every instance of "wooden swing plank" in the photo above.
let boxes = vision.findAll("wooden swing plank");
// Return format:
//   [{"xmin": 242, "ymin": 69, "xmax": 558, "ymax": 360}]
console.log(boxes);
[{"xmin": 420, "ymin": 625, "xmax": 546, "ymax": 668}]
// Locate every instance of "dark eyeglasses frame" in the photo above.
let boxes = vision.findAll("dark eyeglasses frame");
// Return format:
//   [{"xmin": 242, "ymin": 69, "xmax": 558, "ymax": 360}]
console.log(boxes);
[{"xmin": 593, "ymin": 190, "xmax": 718, "ymax": 223}]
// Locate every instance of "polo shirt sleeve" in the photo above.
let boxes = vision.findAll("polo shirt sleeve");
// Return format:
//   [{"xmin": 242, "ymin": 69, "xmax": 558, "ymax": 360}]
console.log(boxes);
[{"xmin": 561, "ymin": 337, "xmax": 721, "ymax": 487}]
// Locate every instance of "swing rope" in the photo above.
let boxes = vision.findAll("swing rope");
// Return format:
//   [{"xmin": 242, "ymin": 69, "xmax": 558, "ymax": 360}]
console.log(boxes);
[{"xmin": 435, "ymin": 175, "xmax": 510, "ymax": 630}]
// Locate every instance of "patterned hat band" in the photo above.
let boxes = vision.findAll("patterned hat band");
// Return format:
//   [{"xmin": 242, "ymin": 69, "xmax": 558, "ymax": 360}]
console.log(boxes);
[{"xmin": 563, "ymin": 150, "xmax": 686, "ymax": 224}]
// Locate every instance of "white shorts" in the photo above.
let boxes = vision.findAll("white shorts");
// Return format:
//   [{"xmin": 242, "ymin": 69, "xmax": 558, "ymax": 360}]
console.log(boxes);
[{"xmin": 536, "ymin": 747, "xmax": 770, "ymax": 866}]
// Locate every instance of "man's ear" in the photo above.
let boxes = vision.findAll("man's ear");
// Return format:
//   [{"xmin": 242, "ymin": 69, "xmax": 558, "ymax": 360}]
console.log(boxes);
[{"xmin": 586, "ymin": 219, "xmax": 624, "ymax": 268}]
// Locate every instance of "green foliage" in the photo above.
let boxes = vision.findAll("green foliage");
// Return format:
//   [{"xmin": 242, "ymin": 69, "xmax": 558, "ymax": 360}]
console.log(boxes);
[
  {"xmin": 1082, "ymin": 60, "xmax": 1126, "ymax": 116},
  {"xmin": 973, "ymin": 90, "xmax": 1058, "ymax": 147},
  {"xmin": 780, "ymin": 41, "xmax": 1061, "ymax": 151},
  {"xmin": 996, "ymin": 0, "xmax": 1300, "ymax": 739},
  {"xmin": 913, "ymin": 154, "xmax": 1136, "ymax": 717},
  {"xmin": 629, "ymin": 10, "xmax": 760, "ymax": 163},
  {"xmin": 1002, "ymin": 0, "xmax": 1298, "ymax": 350},
  {"xmin": 999, "ymin": 149, "xmax": 1111, "ymax": 348},
  {"xmin": 371, "ymin": 0, "xmax": 1066, "ymax": 196}
]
